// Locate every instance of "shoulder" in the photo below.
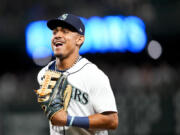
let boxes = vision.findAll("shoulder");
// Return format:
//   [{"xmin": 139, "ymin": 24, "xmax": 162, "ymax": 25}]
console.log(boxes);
[
  {"xmin": 84, "ymin": 59, "xmax": 108, "ymax": 79},
  {"xmin": 70, "ymin": 57, "xmax": 109, "ymax": 82}
]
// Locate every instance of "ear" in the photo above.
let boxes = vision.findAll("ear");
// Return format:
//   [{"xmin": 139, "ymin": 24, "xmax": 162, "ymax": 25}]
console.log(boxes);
[{"xmin": 76, "ymin": 35, "xmax": 85, "ymax": 48}]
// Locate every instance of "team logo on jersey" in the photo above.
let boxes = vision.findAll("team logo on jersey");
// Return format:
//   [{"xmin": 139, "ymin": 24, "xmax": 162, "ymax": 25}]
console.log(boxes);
[{"xmin": 71, "ymin": 88, "xmax": 89, "ymax": 105}]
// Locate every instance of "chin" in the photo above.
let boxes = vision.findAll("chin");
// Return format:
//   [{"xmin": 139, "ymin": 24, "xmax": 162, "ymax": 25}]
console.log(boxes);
[{"xmin": 54, "ymin": 53, "xmax": 64, "ymax": 59}]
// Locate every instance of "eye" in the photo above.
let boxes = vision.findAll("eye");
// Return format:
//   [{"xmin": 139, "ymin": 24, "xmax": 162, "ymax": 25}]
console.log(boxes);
[
  {"xmin": 63, "ymin": 29, "xmax": 69, "ymax": 34},
  {"xmin": 61, "ymin": 28, "xmax": 69, "ymax": 34},
  {"xmin": 53, "ymin": 31, "xmax": 57, "ymax": 35}
]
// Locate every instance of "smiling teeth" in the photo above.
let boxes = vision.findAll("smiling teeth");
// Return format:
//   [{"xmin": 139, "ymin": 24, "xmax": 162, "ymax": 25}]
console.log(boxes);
[{"xmin": 55, "ymin": 42, "xmax": 63, "ymax": 46}]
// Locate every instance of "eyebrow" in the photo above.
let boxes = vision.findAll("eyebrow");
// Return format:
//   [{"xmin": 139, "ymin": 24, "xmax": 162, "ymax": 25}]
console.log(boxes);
[
  {"xmin": 53, "ymin": 27, "xmax": 80, "ymax": 36},
  {"xmin": 55, "ymin": 24, "xmax": 77, "ymax": 31},
  {"xmin": 53, "ymin": 27, "xmax": 67, "ymax": 31}
]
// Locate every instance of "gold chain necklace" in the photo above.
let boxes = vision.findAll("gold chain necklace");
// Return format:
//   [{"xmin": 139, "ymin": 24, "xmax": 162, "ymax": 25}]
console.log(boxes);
[{"xmin": 55, "ymin": 56, "xmax": 81, "ymax": 72}]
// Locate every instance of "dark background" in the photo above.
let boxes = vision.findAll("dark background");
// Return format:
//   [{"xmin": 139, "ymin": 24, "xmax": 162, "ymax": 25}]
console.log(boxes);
[{"xmin": 0, "ymin": 0, "xmax": 180, "ymax": 135}]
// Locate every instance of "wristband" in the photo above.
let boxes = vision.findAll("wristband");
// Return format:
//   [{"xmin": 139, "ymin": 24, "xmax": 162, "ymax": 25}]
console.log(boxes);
[{"xmin": 66, "ymin": 115, "xmax": 89, "ymax": 129}]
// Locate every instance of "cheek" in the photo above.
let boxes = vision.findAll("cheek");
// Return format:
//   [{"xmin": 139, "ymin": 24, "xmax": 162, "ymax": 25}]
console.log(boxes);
[
  {"xmin": 51, "ymin": 45, "xmax": 54, "ymax": 52},
  {"xmin": 69, "ymin": 36, "xmax": 78, "ymax": 46},
  {"xmin": 51, "ymin": 43, "xmax": 54, "ymax": 50},
  {"xmin": 51, "ymin": 37, "xmax": 54, "ymax": 44},
  {"xmin": 51, "ymin": 38, "xmax": 55, "ymax": 49},
  {"xmin": 67, "ymin": 40, "xmax": 77, "ymax": 50}
]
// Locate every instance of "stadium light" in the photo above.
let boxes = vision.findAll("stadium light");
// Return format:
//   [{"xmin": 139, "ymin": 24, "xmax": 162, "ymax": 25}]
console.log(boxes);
[{"xmin": 25, "ymin": 15, "xmax": 147, "ymax": 59}]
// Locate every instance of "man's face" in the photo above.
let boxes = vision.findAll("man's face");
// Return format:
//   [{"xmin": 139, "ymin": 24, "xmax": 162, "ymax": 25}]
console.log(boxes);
[{"xmin": 51, "ymin": 26, "xmax": 83, "ymax": 59}]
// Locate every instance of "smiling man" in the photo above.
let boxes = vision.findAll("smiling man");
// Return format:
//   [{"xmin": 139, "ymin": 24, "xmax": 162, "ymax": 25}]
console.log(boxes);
[{"xmin": 36, "ymin": 13, "xmax": 118, "ymax": 135}]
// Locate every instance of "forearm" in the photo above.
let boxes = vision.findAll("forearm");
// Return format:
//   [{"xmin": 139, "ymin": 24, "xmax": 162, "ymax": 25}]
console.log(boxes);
[
  {"xmin": 51, "ymin": 110, "xmax": 118, "ymax": 130},
  {"xmin": 89, "ymin": 112, "xmax": 118, "ymax": 130}
]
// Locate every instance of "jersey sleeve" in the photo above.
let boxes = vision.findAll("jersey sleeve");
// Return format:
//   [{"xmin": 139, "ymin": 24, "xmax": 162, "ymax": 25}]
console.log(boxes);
[{"xmin": 90, "ymin": 68, "xmax": 117, "ymax": 113}]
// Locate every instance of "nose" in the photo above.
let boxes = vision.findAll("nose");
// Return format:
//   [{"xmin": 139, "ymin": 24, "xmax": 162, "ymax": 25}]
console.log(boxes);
[{"xmin": 54, "ymin": 30, "xmax": 64, "ymax": 38}]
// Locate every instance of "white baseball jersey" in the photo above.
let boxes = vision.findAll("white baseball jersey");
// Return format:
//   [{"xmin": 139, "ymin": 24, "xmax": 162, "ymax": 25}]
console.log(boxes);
[{"xmin": 37, "ymin": 57, "xmax": 117, "ymax": 135}]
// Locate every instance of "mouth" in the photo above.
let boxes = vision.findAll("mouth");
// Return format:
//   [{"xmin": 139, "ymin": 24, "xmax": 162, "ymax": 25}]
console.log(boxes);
[
  {"xmin": 55, "ymin": 42, "xmax": 63, "ymax": 47},
  {"xmin": 53, "ymin": 41, "xmax": 64, "ymax": 47}
]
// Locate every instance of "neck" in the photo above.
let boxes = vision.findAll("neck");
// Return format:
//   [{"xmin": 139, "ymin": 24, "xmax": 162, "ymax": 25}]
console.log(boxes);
[{"xmin": 55, "ymin": 53, "xmax": 80, "ymax": 71}]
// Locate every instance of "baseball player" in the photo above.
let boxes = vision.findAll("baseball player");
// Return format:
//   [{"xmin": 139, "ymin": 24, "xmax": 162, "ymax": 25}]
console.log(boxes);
[{"xmin": 36, "ymin": 13, "xmax": 118, "ymax": 135}]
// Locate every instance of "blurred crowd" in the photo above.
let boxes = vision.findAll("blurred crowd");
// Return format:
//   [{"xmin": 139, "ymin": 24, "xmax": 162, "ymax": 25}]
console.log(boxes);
[{"xmin": 0, "ymin": 62, "xmax": 179, "ymax": 135}]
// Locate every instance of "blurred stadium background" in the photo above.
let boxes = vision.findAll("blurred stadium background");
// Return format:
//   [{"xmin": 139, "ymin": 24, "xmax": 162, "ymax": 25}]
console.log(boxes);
[{"xmin": 0, "ymin": 0, "xmax": 180, "ymax": 135}]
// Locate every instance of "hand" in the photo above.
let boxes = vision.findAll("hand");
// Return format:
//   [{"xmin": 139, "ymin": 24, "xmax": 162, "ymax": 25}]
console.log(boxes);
[{"xmin": 51, "ymin": 110, "xmax": 68, "ymax": 126}]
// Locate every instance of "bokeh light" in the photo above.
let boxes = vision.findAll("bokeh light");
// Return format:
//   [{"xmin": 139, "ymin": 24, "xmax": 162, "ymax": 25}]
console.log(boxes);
[
  {"xmin": 147, "ymin": 40, "xmax": 162, "ymax": 60},
  {"xmin": 25, "ymin": 15, "xmax": 147, "ymax": 64}
]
